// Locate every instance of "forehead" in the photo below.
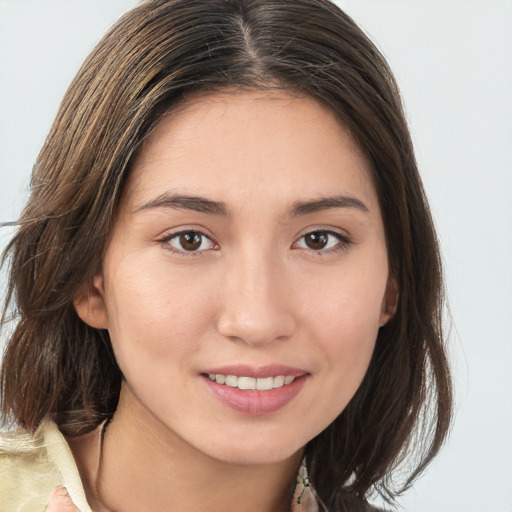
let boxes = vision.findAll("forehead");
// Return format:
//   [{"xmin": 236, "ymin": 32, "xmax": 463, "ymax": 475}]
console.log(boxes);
[{"xmin": 126, "ymin": 89, "xmax": 378, "ymax": 214}]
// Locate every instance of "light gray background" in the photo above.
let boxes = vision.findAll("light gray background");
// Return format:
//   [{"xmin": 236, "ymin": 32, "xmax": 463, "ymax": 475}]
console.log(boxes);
[{"xmin": 1, "ymin": 1, "xmax": 511, "ymax": 511}]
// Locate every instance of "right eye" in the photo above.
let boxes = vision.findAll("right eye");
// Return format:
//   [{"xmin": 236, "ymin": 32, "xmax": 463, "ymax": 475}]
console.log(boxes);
[
  {"xmin": 293, "ymin": 229, "xmax": 351, "ymax": 254},
  {"xmin": 161, "ymin": 230, "xmax": 217, "ymax": 254}
]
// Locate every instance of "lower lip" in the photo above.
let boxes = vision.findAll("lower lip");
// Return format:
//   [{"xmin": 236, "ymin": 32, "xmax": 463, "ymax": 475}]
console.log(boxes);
[{"xmin": 202, "ymin": 375, "xmax": 308, "ymax": 415}]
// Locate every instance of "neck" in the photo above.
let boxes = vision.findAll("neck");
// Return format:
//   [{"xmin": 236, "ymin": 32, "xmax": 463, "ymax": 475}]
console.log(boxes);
[{"xmin": 71, "ymin": 384, "xmax": 303, "ymax": 512}]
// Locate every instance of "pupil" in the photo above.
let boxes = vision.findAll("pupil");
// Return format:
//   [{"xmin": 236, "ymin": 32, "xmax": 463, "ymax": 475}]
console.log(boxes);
[
  {"xmin": 306, "ymin": 232, "xmax": 328, "ymax": 250},
  {"xmin": 180, "ymin": 232, "xmax": 201, "ymax": 251}
]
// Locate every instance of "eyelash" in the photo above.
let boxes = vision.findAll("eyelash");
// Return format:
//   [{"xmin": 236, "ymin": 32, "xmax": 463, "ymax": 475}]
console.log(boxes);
[
  {"xmin": 293, "ymin": 229, "xmax": 352, "ymax": 254},
  {"xmin": 159, "ymin": 230, "xmax": 218, "ymax": 256},
  {"xmin": 158, "ymin": 229, "xmax": 352, "ymax": 256}
]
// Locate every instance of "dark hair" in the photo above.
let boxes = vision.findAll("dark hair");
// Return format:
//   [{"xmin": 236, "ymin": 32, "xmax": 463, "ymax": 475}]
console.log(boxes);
[{"xmin": 1, "ymin": 0, "xmax": 452, "ymax": 508}]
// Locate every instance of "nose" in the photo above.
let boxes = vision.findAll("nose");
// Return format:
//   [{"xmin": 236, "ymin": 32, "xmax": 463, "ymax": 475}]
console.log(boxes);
[{"xmin": 217, "ymin": 250, "xmax": 296, "ymax": 347}]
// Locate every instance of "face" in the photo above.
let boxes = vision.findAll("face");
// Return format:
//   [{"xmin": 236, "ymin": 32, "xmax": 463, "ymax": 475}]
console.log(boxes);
[{"xmin": 76, "ymin": 90, "xmax": 394, "ymax": 465}]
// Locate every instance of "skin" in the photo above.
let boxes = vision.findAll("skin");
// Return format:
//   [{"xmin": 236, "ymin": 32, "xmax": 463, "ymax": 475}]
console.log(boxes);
[
  {"xmin": 47, "ymin": 487, "xmax": 77, "ymax": 512},
  {"xmin": 69, "ymin": 90, "xmax": 396, "ymax": 512}
]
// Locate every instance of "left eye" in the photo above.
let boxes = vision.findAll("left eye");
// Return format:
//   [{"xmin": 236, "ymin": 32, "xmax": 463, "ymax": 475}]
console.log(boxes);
[
  {"xmin": 164, "ymin": 231, "xmax": 216, "ymax": 253},
  {"xmin": 295, "ymin": 230, "xmax": 349, "ymax": 252}
]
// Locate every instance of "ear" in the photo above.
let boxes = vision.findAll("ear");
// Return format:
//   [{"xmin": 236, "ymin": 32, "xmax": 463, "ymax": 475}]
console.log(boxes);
[
  {"xmin": 379, "ymin": 276, "xmax": 399, "ymax": 327},
  {"xmin": 73, "ymin": 275, "xmax": 109, "ymax": 329}
]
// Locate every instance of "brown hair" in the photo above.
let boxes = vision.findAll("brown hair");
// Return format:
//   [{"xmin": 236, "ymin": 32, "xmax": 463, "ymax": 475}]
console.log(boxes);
[{"xmin": 1, "ymin": 0, "xmax": 452, "ymax": 508}]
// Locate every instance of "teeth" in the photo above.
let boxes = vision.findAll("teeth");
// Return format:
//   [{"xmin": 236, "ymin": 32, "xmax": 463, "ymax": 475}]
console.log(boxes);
[
  {"xmin": 256, "ymin": 377, "xmax": 274, "ymax": 391},
  {"xmin": 273, "ymin": 375, "xmax": 285, "ymax": 388},
  {"xmin": 238, "ymin": 376, "xmax": 256, "ymax": 390},
  {"xmin": 225, "ymin": 375, "xmax": 238, "ymax": 387},
  {"xmin": 208, "ymin": 374, "xmax": 296, "ymax": 390}
]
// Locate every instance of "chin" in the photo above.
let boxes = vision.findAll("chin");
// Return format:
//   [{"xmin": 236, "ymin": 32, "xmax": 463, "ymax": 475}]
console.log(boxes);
[
  {"xmin": 213, "ymin": 447, "xmax": 302, "ymax": 466},
  {"xmin": 197, "ymin": 433, "xmax": 307, "ymax": 466}
]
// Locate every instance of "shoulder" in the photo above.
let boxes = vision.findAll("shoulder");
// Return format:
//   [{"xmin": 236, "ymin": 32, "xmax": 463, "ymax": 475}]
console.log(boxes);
[
  {"xmin": 0, "ymin": 421, "xmax": 62, "ymax": 511},
  {"xmin": 0, "ymin": 420, "xmax": 92, "ymax": 512}
]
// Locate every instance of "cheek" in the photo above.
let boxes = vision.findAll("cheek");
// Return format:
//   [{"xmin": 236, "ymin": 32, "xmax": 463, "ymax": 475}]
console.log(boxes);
[
  {"xmin": 299, "ymin": 262, "xmax": 386, "ymax": 381},
  {"xmin": 102, "ymin": 259, "xmax": 216, "ymax": 367},
  {"xmin": 313, "ymin": 300, "xmax": 379, "ymax": 380},
  {"xmin": 302, "ymin": 264, "xmax": 386, "ymax": 335},
  {"xmin": 292, "ymin": 286, "xmax": 381, "ymax": 438}
]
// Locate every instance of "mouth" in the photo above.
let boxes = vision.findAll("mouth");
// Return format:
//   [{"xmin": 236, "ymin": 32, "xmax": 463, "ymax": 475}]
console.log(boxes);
[
  {"xmin": 207, "ymin": 374, "xmax": 296, "ymax": 390},
  {"xmin": 201, "ymin": 365, "xmax": 309, "ymax": 415}
]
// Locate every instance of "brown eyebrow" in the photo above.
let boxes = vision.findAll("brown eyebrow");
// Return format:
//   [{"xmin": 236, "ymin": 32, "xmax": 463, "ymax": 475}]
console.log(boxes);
[
  {"xmin": 291, "ymin": 195, "xmax": 369, "ymax": 216},
  {"xmin": 133, "ymin": 193, "xmax": 228, "ymax": 215}
]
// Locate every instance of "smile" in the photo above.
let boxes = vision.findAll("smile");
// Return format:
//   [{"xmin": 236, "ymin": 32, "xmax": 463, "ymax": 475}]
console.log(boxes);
[{"xmin": 208, "ymin": 374, "xmax": 296, "ymax": 390}]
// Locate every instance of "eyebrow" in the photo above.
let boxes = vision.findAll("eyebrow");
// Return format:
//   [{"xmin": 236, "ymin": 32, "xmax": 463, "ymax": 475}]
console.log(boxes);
[
  {"xmin": 133, "ymin": 192, "xmax": 369, "ymax": 216},
  {"xmin": 133, "ymin": 193, "xmax": 228, "ymax": 215},
  {"xmin": 291, "ymin": 195, "xmax": 369, "ymax": 215}
]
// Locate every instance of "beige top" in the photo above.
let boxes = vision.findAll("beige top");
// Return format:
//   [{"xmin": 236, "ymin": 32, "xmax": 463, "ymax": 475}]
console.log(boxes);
[
  {"xmin": 0, "ymin": 420, "xmax": 318, "ymax": 512},
  {"xmin": 0, "ymin": 420, "xmax": 92, "ymax": 511}
]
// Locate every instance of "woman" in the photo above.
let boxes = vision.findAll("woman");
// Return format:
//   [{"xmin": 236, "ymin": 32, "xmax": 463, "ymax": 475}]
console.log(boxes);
[{"xmin": 0, "ymin": 0, "xmax": 452, "ymax": 510}]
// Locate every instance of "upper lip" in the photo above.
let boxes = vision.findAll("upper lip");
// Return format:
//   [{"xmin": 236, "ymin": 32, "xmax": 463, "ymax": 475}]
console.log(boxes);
[{"xmin": 202, "ymin": 364, "xmax": 308, "ymax": 379}]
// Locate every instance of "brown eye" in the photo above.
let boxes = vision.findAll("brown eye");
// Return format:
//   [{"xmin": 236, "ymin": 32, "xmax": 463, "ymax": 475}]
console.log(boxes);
[
  {"xmin": 165, "ymin": 230, "xmax": 216, "ymax": 253},
  {"xmin": 295, "ymin": 230, "xmax": 350, "ymax": 253},
  {"xmin": 179, "ymin": 232, "xmax": 202, "ymax": 251},
  {"xmin": 304, "ymin": 232, "xmax": 329, "ymax": 250}
]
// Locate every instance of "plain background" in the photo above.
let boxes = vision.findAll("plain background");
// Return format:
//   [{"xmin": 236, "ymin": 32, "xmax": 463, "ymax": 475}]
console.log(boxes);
[{"xmin": 0, "ymin": 1, "xmax": 511, "ymax": 511}]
